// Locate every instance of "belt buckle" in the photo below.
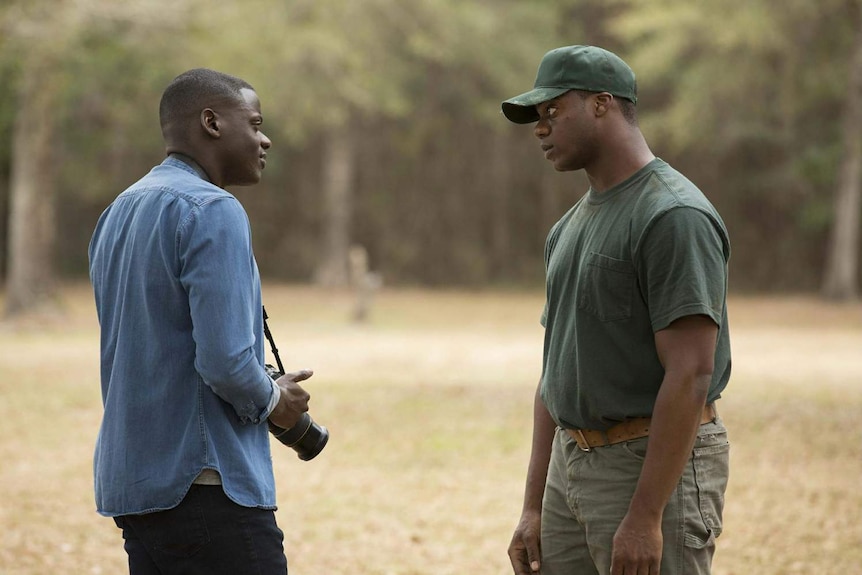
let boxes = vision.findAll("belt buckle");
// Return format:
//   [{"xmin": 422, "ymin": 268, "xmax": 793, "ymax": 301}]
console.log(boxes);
[{"xmin": 573, "ymin": 429, "xmax": 591, "ymax": 452}]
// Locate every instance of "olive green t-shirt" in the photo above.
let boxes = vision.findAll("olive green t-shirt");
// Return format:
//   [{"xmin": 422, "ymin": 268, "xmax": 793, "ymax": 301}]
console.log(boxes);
[{"xmin": 540, "ymin": 158, "xmax": 731, "ymax": 431}]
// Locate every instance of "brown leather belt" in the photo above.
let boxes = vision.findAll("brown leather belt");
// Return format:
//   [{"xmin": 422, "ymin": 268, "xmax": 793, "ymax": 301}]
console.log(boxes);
[{"xmin": 565, "ymin": 403, "xmax": 717, "ymax": 452}]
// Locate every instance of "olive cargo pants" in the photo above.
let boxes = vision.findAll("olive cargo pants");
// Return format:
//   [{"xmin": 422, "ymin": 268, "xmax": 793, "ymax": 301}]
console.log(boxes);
[{"xmin": 540, "ymin": 418, "xmax": 730, "ymax": 575}]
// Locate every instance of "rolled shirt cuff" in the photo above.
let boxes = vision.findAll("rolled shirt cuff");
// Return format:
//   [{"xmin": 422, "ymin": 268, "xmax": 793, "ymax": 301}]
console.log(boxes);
[{"xmin": 263, "ymin": 376, "xmax": 281, "ymax": 421}]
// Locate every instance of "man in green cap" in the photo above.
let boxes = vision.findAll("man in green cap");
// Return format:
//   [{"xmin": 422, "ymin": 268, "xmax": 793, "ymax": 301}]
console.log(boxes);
[{"xmin": 503, "ymin": 45, "xmax": 731, "ymax": 575}]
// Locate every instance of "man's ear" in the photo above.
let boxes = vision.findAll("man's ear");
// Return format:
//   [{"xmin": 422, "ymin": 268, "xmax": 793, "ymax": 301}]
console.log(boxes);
[
  {"xmin": 201, "ymin": 108, "xmax": 220, "ymax": 138},
  {"xmin": 593, "ymin": 93, "xmax": 614, "ymax": 117}
]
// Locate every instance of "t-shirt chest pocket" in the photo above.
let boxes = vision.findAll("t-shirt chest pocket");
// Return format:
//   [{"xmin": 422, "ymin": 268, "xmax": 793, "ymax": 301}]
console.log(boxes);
[{"xmin": 577, "ymin": 252, "xmax": 635, "ymax": 322}]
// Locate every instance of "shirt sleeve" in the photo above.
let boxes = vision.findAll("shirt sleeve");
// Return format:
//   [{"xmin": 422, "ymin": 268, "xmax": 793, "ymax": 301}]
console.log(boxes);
[
  {"xmin": 636, "ymin": 207, "xmax": 729, "ymax": 332},
  {"xmin": 264, "ymin": 377, "xmax": 281, "ymax": 419},
  {"xmin": 178, "ymin": 197, "xmax": 274, "ymax": 423}
]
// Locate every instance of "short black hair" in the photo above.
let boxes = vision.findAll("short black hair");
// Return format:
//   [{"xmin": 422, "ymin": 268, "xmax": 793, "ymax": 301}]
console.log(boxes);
[
  {"xmin": 159, "ymin": 68, "xmax": 253, "ymax": 131},
  {"xmin": 617, "ymin": 97, "xmax": 637, "ymax": 125}
]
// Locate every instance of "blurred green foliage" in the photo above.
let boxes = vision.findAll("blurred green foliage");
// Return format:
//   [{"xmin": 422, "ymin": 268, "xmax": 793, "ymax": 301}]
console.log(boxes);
[{"xmin": 0, "ymin": 0, "xmax": 859, "ymax": 291}]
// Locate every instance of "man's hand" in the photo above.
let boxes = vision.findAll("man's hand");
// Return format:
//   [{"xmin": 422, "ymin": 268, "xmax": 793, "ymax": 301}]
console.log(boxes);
[
  {"xmin": 508, "ymin": 510, "xmax": 542, "ymax": 575},
  {"xmin": 610, "ymin": 511, "xmax": 662, "ymax": 575},
  {"xmin": 268, "ymin": 369, "xmax": 312, "ymax": 429}
]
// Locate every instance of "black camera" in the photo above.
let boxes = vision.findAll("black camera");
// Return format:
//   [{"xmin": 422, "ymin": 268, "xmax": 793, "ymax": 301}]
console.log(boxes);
[{"xmin": 265, "ymin": 364, "xmax": 329, "ymax": 460}]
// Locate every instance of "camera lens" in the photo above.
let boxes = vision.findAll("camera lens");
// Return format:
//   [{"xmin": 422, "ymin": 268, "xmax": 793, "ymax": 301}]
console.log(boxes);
[{"xmin": 268, "ymin": 413, "xmax": 329, "ymax": 461}]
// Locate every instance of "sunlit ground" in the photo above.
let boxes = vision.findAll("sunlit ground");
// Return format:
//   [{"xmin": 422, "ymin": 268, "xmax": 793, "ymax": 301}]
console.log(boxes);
[{"xmin": 0, "ymin": 284, "xmax": 860, "ymax": 574}]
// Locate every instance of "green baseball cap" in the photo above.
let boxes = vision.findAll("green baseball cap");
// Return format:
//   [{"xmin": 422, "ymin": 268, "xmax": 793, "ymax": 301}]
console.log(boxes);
[{"xmin": 501, "ymin": 45, "xmax": 637, "ymax": 124}]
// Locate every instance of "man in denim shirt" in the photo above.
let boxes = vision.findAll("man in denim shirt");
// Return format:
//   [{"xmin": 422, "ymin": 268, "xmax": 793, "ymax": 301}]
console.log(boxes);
[{"xmin": 89, "ymin": 69, "xmax": 312, "ymax": 574}]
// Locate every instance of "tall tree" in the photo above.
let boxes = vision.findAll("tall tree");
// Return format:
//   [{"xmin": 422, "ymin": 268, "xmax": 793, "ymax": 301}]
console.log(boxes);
[
  {"xmin": 0, "ymin": 0, "xmax": 187, "ymax": 316},
  {"xmin": 5, "ymin": 51, "xmax": 59, "ymax": 315},
  {"xmin": 822, "ymin": 0, "xmax": 862, "ymax": 300},
  {"xmin": 610, "ymin": 0, "xmax": 861, "ymax": 293},
  {"xmin": 1, "ymin": 2, "xmax": 71, "ymax": 315},
  {"xmin": 314, "ymin": 129, "xmax": 355, "ymax": 286}
]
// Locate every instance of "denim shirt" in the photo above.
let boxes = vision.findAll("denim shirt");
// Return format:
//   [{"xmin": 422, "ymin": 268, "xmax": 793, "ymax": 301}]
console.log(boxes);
[{"xmin": 88, "ymin": 156, "xmax": 278, "ymax": 516}]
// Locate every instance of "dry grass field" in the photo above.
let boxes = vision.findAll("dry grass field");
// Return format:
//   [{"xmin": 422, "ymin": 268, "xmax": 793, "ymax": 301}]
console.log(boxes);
[{"xmin": 0, "ymin": 283, "xmax": 860, "ymax": 574}]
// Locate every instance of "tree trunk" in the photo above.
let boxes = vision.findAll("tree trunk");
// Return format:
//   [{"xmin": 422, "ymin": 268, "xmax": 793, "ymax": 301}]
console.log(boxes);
[
  {"xmin": 313, "ymin": 126, "xmax": 354, "ymax": 287},
  {"xmin": 821, "ymin": 1, "xmax": 862, "ymax": 301},
  {"xmin": 5, "ymin": 63, "xmax": 58, "ymax": 317},
  {"xmin": 489, "ymin": 129, "xmax": 512, "ymax": 278}
]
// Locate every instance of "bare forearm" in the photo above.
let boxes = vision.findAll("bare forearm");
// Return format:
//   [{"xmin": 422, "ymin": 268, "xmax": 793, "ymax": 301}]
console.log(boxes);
[
  {"xmin": 627, "ymin": 372, "xmax": 711, "ymax": 520},
  {"xmin": 509, "ymin": 381, "xmax": 556, "ymax": 575},
  {"xmin": 611, "ymin": 315, "xmax": 719, "ymax": 573},
  {"xmin": 522, "ymin": 381, "xmax": 557, "ymax": 513}
]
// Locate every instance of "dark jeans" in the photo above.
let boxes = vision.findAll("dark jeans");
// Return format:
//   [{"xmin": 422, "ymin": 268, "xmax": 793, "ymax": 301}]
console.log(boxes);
[{"xmin": 113, "ymin": 485, "xmax": 288, "ymax": 575}]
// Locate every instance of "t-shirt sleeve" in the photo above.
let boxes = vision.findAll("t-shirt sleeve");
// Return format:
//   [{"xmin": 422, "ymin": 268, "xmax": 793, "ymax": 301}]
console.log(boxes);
[{"xmin": 636, "ymin": 207, "xmax": 729, "ymax": 332}]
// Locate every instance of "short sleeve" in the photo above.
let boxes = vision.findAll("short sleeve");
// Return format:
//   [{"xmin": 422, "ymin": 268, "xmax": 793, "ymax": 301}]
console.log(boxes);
[{"xmin": 636, "ymin": 207, "xmax": 729, "ymax": 332}]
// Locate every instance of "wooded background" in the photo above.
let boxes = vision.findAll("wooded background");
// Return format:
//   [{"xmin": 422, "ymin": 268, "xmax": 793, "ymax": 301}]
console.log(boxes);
[{"xmin": 2, "ymin": 0, "xmax": 861, "ymax": 315}]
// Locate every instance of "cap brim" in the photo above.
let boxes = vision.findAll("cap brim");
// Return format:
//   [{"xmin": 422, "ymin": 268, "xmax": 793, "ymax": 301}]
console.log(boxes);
[{"xmin": 501, "ymin": 87, "xmax": 570, "ymax": 124}]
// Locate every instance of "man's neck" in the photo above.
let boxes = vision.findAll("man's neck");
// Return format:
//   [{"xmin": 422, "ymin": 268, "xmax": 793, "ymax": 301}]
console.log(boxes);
[{"xmin": 586, "ymin": 130, "xmax": 654, "ymax": 193}]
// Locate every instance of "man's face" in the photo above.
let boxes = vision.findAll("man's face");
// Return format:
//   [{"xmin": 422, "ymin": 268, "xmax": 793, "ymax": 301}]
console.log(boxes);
[
  {"xmin": 533, "ymin": 90, "xmax": 597, "ymax": 172},
  {"xmin": 217, "ymin": 88, "xmax": 272, "ymax": 187}
]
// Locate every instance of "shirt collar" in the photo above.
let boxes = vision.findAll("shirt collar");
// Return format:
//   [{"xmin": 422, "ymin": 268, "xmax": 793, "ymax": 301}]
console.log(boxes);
[{"xmin": 166, "ymin": 153, "xmax": 211, "ymax": 183}]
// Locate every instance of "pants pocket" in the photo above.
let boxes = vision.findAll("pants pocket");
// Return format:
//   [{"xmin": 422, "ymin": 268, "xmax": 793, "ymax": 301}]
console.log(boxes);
[{"xmin": 683, "ymin": 432, "xmax": 730, "ymax": 548}]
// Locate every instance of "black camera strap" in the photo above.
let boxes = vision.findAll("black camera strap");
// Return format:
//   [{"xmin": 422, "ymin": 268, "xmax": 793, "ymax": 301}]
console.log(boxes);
[{"xmin": 262, "ymin": 306, "xmax": 286, "ymax": 374}]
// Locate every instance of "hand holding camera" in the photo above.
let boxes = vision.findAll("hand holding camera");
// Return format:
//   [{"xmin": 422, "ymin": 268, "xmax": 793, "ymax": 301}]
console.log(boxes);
[
  {"xmin": 268, "ymin": 368, "xmax": 313, "ymax": 430},
  {"xmin": 265, "ymin": 365, "xmax": 329, "ymax": 460},
  {"xmin": 263, "ymin": 307, "xmax": 329, "ymax": 461}
]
